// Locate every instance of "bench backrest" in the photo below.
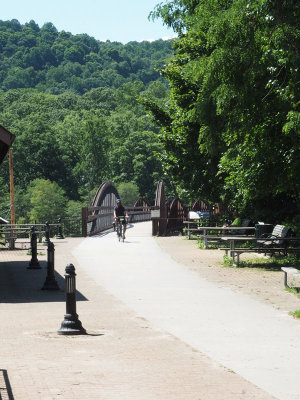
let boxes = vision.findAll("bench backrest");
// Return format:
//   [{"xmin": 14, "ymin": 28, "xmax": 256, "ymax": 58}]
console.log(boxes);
[
  {"xmin": 238, "ymin": 219, "xmax": 252, "ymax": 235},
  {"xmin": 241, "ymin": 219, "xmax": 251, "ymax": 227},
  {"xmin": 271, "ymin": 224, "xmax": 291, "ymax": 245},
  {"xmin": 272, "ymin": 224, "xmax": 290, "ymax": 237}
]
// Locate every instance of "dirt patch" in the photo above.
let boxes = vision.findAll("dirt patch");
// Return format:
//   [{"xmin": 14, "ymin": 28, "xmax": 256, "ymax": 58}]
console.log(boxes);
[{"xmin": 156, "ymin": 236, "xmax": 300, "ymax": 316}]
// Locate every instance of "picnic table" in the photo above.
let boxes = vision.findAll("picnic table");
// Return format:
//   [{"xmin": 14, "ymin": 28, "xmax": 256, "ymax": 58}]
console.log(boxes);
[
  {"xmin": 220, "ymin": 235, "xmax": 257, "ymax": 264},
  {"xmin": 220, "ymin": 236, "xmax": 300, "ymax": 266},
  {"xmin": 197, "ymin": 226, "xmax": 255, "ymax": 248}
]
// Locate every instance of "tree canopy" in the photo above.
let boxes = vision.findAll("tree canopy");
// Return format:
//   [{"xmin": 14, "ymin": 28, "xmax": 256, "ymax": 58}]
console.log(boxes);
[
  {"xmin": 147, "ymin": 0, "xmax": 300, "ymax": 223},
  {"xmin": 0, "ymin": 19, "xmax": 173, "ymax": 94}
]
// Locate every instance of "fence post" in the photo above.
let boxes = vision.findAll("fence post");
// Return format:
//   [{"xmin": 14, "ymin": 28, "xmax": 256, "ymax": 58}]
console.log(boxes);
[
  {"xmin": 8, "ymin": 237, "xmax": 15, "ymax": 250},
  {"xmin": 27, "ymin": 226, "xmax": 41, "ymax": 269},
  {"xmin": 41, "ymin": 241, "xmax": 59, "ymax": 290},
  {"xmin": 56, "ymin": 218, "xmax": 64, "ymax": 239},
  {"xmin": 82, "ymin": 207, "xmax": 88, "ymax": 237},
  {"xmin": 44, "ymin": 221, "xmax": 50, "ymax": 245}
]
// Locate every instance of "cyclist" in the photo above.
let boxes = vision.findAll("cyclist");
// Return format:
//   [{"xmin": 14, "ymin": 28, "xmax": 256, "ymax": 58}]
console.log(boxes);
[{"xmin": 114, "ymin": 198, "xmax": 127, "ymax": 238}]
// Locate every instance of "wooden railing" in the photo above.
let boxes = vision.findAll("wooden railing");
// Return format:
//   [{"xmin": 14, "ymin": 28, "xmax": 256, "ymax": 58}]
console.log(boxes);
[{"xmin": 83, "ymin": 205, "xmax": 152, "ymax": 236}]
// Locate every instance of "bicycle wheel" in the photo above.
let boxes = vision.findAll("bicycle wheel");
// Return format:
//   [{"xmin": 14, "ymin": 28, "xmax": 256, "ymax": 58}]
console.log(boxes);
[{"xmin": 118, "ymin": 224, "xmax": 122, "ymax": 242}]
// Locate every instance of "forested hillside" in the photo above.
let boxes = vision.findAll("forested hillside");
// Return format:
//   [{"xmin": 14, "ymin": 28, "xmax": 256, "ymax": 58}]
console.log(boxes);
[
  {"xmin": 0, "ymin": 19, "xmax": 173, "ymax": 93},
  {"xmin": 0, "ymin": 19, "xmax": 174, "ymax": 222}
]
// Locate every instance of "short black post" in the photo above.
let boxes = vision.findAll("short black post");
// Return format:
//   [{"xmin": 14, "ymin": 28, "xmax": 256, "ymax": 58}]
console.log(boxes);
[
  {"xmin": 57, "ymin": 264, "xmax": 86, "ymax": 335},
  {"xmin": 27, "ymin": 226, "xmax": 41, "ymax": 269},
  {"xmin": 44, "ymin": 221, "xmax": 50, "ymax": 245},
  {"xmin": 56, "ymin": 218, "xmax": 64, "ymax": 239},
  {"xmin": 38, "ymin": 229, "xmax": 42, "ymax": 243},
  {"xmin": 42, "ymin": 241, "xmax": 60, "ymax": 290}
]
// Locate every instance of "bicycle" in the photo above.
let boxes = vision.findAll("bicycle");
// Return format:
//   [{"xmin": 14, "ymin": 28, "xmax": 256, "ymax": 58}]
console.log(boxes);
[{"xmin": 116, "ymin": 216, "xmax": 126, "ymax": 242}]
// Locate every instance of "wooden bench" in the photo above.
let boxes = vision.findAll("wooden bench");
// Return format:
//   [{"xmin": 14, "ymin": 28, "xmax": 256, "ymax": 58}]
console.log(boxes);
[
  {"xmin": 257, "ymin": 224, "xmax": 291, "ymax": 248},
  {"xmin": 219, "ymin": 247, "xmax": 254, "ymax": 256},
  {"xmin": 226, "ymin": 247, "xmax": 300, "ymax": 266},
  {"xmin": 281, "ymin": 267, "xmax": 300, "ymax": 291},
  {"xmin": 231, "ymin": 248, "xmax": 287, "ymax": 265}
]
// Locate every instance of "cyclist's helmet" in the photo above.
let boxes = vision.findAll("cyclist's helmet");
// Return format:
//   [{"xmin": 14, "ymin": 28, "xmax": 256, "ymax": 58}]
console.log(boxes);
[{"xmin": 116, "ymin": 198, "xmax": 121, "ymax": 204}]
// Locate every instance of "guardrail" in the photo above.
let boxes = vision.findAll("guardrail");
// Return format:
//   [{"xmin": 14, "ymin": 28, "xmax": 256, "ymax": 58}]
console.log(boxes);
[
  {"xmin": 0, "ymin": 221, "xmax": 63, "ymax": 249},
  {"xmin": 83, "ymin": 205, "xmax": 152, "ymax": 236}
]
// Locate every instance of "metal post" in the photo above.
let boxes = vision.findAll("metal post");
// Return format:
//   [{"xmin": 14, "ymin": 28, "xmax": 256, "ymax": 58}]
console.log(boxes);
[
  {"xmin": 202, "ymin": 228, "xmax": 208, "ymax": 249},
  {"xmin": 44, "ymin": 221, "xmax": 50, "ymax": 245},
  {"xmin": 8, "ymin": 237, "xmax": 15, "ymax": 250},
  {"xmin": 42, "ymin": 241, "xmax": 60, "ymax": 290},
  {"xmin": 9, "ymin": 149, "xmax": 15, "ymax": 233},
  {"xmin": 283, "ymin": 270, "xmax": 288, "ymax": 287},
  {"xmin": 27, "ymin": 226, "xmax": 41, "ymax": 269},
  {"xmin": 82, "ymin": 207, "xmax": 88, "ymax": 237},
  {"xmin": 56, "ymin": 218, "xmax": 64, "ymax": 239},
  {"xmin": 58, "ymin": 263, "xmax": 86, "ymax": 335}
]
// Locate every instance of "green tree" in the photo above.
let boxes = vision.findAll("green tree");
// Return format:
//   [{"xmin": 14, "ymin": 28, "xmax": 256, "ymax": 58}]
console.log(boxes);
[
  {"xmin": 117, "ymin": 182, "xmax": 140, "ymax": 206},
  {"xmin": 26, "ymin": 178, "xmax": 67, "ymax": 223},
  {"xmin": 148, "ymin": 0, "xmax": 300, "ymax": 221}
]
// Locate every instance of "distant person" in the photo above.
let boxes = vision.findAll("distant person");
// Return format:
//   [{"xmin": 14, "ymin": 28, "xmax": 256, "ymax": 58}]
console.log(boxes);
[
  {"xmin": 223, "ymin": 211, "xmax": 241, "ymax": 234},
  {"xmin": 231, "ymin": 212, "xmax": 241, "ymax": 226},
  {"xmin": 114, "ymin": 198, "xmax": 127, "ymax": 238}
]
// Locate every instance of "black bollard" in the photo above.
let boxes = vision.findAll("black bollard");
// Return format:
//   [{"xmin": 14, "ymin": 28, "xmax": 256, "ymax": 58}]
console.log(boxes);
[
  {"xmin": 56, "ymin": 218, "xmax": 64, "ymax": 239},
  {"xmin": 57, "ymin": 264, "xmax": 86, "ymax": 335},
  {"xmin": 44, "ymin": 221, "xmax": 50, "ymax": 246},
  {"xmin": 27, "ymin": 226, "xmax": 41, "ymax": 269},
  {"xmin": 41, "ymin": 241, "xmax": 60, "ymax": 290}
]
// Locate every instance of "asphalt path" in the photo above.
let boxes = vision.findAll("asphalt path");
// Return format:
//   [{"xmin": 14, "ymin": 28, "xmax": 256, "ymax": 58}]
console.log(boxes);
[{"xmin": 72, "ymin": 221, "xmax": 300, "ymax": 400}]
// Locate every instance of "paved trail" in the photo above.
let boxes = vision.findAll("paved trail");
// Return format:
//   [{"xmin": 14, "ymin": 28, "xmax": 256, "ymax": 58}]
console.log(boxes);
[{"xmin": 73, "ymin": 222, "xmax": 300, "ymax": 400}]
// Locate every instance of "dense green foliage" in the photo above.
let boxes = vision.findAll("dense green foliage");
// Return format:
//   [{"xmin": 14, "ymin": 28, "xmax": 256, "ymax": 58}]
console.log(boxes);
[
  {"xmin": 117, "ymin": 182, "xmax": 140, "ymax": 206},
  {"xmin": 0, "ymin": 19, "xmax": 173, "ymax": 93},
  {"xmin": 0, "ymin": 19, "xmax": 174, "ymax": 222},
  {"xmin": 148, "ymin": 0, "xmax": 300, "ymax": 224}
]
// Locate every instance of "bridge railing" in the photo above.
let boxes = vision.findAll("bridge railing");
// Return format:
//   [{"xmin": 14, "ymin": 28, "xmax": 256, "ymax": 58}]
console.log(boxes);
[
  {"xmin": 127, "ymin": 206, "xmax": 151, "ymax": 223},
  {"xmin": 83, "ymin": 205, "xmax": 152, "ymax": 237}
]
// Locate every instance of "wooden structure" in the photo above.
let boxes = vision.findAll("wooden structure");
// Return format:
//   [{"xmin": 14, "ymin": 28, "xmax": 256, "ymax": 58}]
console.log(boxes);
[
  {"xmin": 166, "ymin": 197, "xmax": 186, "ymax": 233},
  {"xmin": 191, "ymin": 200, "xmax": 211, "ymax": 212},
  {"xmin": 152, "ymin": 181, "xmax": 167, "ymax": 236},
  {"xmin": 82, "ymin": 180, "xmax": 233, "ymax": 237},
  {"xmin": 152, "ymin": 182, "xmax": 188, "ymax": 236},
  {"xmin": 82, "ymin": 181, "xmax": 119, "ymax": 237},
  {"xmin": 0, "ymin": 125, "xmax": 15, "ymax": 165},
  {"xmin": 82, "ymin": 183, "xmax": 152, "ymax": 236}
]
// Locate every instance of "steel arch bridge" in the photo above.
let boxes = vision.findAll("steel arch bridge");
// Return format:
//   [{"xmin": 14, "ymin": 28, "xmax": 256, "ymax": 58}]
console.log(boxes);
[
  {"xmin": 82, "ymin": 182, "xmax": 151, "ymax": 236},
  {"xmin": 83, "ymin": 182, "xmax": 120, "ymax": 236},
  {"xmin": 81, "ymin": 180, "xmax": 221, "ymax": 237}
]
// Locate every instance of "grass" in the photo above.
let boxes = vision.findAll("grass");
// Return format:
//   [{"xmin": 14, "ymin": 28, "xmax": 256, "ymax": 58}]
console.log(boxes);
[
  {"xmin": 289, "ymin": 310, "xmax": 300, "ymax": 319},
  {"xmin": 236, "ymin": 254, "xmax": 299, "ymax": 271},
  {"xmin": 285, "ymin": 287, "xmax": 300, "ymax": 295},
  {"xmin": 197, "ymin": 239, "xmax": 222, "ymax": 249},
  {"xmin": 222, "ymin": 255, "xmax": 234, "ymax": 267},
  {"xmin": 197, "ymin": 240, "xmax": 205, "ymax": 249}
]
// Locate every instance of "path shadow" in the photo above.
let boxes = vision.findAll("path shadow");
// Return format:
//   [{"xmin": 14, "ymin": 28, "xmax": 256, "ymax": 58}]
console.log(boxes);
[
  {"xmin": 0, "ymin": 261, "xmax": 87, "ymax": 303},
  {"xmin": 91, "ymin": 223, "xmax": 134, "ymax": 239},
  {"xmin": 0, "ymin": 369, "xmax": 15, "ymax": 400}
]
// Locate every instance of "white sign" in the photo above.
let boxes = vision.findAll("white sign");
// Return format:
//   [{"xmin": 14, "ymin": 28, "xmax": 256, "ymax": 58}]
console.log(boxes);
[
  {"xmin": 151, "ymin": 210, "xmax": 160, "ymax": 218},
  {"xmin": 188, "ymin": 211, "xmax": 210, "ymax": 219}
]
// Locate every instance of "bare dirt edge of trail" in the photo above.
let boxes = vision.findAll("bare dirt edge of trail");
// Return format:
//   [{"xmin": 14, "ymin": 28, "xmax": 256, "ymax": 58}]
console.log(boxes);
[{"xmin": 155, "ymin": 235, "xmax": 300, "ymax": 316}]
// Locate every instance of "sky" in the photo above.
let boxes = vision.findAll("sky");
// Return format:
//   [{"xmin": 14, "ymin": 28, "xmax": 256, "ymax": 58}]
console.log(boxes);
[{"xmin": 1, "ymin": 0, "xmax": 175, "ymax": 44}]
